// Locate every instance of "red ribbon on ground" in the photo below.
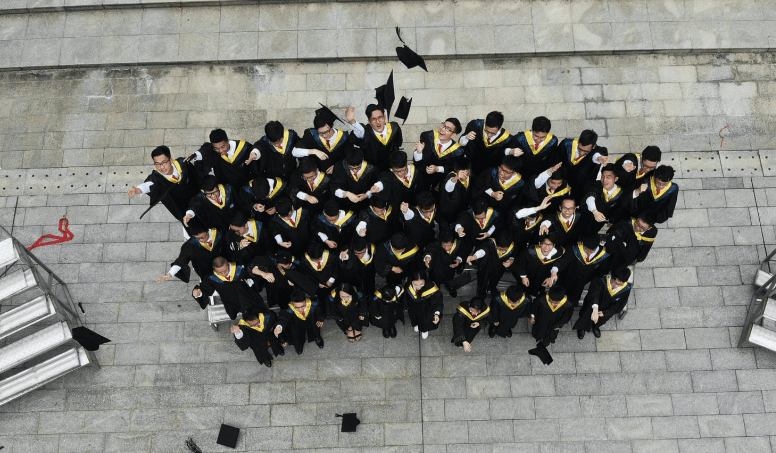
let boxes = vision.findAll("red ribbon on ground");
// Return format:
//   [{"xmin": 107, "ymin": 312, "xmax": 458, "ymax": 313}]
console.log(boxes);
[{"xmin": 28, "ymin": 217, "xmax": 74, "ymax": 250}]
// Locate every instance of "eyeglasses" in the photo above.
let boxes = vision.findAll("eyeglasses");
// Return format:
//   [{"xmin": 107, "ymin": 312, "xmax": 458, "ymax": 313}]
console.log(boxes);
[
  {"xmin": 440, "ymin": 123, "xmax": 455, "ymax": 133},
  {"xmin": 204, "ymin": 189, "xmax": 220, "ymax": 196},
  {"xmin": 560, "ymin": 206, "xmax": 576, "ymax": 212},
  {"xmin": 153, "ymin": 159, "xmax": 170, "ymax": 167},
  {"xmin": 319, "ymin": 128, "xmax": 334, "ymax": 137},
  {"xmin": 302, "ymin": 173, "xmax": 319, "ymax": 182},
  {"xmin": 369, "ymin": 115, "xmax": 385, "ymax": 123}
]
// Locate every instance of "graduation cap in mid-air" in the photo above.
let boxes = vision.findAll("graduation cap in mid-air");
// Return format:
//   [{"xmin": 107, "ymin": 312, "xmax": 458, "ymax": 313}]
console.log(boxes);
[
  {"xmin": 529, "ymin": 342, "xmax": 554, "ymax": 365},
  {"xmin": 336, "ymin": 413, "xmax": 361, "ymax": 432},
  {"xmin": 394, "ymin": 96, "xmax": 413, "ymax": 125},
  {"xmin": 315, "ymin": 103, "xmax": 345, "ymax": 127},
  {"xmin": 375, "ymin": 70, "xmax": 395, "ymax": 119},
  {"xmin": 216, "ymin": 424, "xmax": 240, "ymax": 449},
  {"xmin": 71, "ymin": 326, "xmax": 111, "ymax": 352},
  {"xmin": 395, "ymin": 27, "xmax": 428, "ymax": 72}
]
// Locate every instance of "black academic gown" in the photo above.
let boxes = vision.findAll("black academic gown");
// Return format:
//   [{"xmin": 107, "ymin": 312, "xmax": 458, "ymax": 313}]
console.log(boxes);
[
  {"xmin": 170, "ymin": 228, "xmax": 224, "ymax": 283},
  {"xmin": 456, "ymin": 207, "xmax": 503, "ymax": 257},
  {"xmin": 311, "ymin": 210, "xmax": 357, "ymax": 250},
  {"xmin": 234, "ymin": 313, "xmax": 283, "ymax": 365},
  {"xmin": 542, "ymin": 210, "xmax": 584, "ymax": 249},
  {"xmin": 551, "ymin": 140, "xmax": 607, "ymax": 200},
  {"xmin": 353, "ymin": 122, "xmax": 403, "ymax": 171},
  {"xmin": 605, "ymin": 218, "xmax": 657, "ymax": 271},
  {"xmin": 328, "ymin": 288, "xmax": 368, "ymax": 334},
  {"xmin": 416, "ymin": 130, "xmax": 465, "ymax": 192},
  {"xmin": 615, "ymin": 153, "xmax": 654, "ymax": 191},
  {"xmin": 510, "ymin": 208, "xmax": 545, "ymax": 251},
  {"xmin": 474, "ymin": 168, "xmax": 526, "ymax": 213},
  {"xmin": 253, "ymin": 129, "xmax": 300, "ymax": 180},
  {"xmin": 510, "ymin": 130, "xmax": 559, "ymax": 178},
  {"xmin": 187, "ymin": 184, "xmax": 239, "ymax": 231},
  {"xmin": 582, "ymin": 181, "xmax": 627, "ymax": 235},
  {"xmin": 451, "ymin": 302, "xmax": 491, "ymax": 346},
  {"xmin": 526, "ymin": 176, "xmax": 572, "ymax": 213},
  {"xmin": 513, "ymin": 246, "xmax": 571, "ymax": 297},
  {"xmin": 374, "ymin": 163, "xmax": 422, "ymax": 210},
  {"xmin": 195, "ymin": 140, "xmax": 256, "ymax": 188},
  {"xmin": 438, "ymin": 172, "xmax": 474, "ymax": 226},
  {"xmin": 338, "ymin": 244, "xmax": 377, "ymax": 294},
  {"xmin": 357, "ymin": 205, "xmax": 400, "ymax": 246},
  {"xmin": 194, "ymin": 263, "xmax": 267, "ymax": 319},
  {"xmin": 288, "ymin": 169, "xmax": 332, "ymax": 215},
  {"xmin": 400, "ymin": 207, "xmax": 438, "ymax": 250},
  {"xmin": 404, "ymin": 281, "xmax": 444, "ymax": 333},
  {"xmin": 463, "ymin": 119, "xmax": 513, "ymax": 174},
  {"xmin": 374, "ymin": 241, "xmax": 421, "ymax": 286},
  {"xmin": 630, "ymin": 177, "xmax": 679, "ymax": 224},
  {"xmin": 369, "ymin": 288, "xmax": 405, "ymax": 330},
  {"xmin": 277, "ymin": 298, "xmax": 324, "ymax": 354},
  {"xmin": 531, "ymin": 292, "xmax": 574, "ymax": 344},
  {"xmin": 225, "ymin": 219, "xmax": 271, "ymax": 266},
  {"xmin": 329, "ymin": 159, "xmax": 379, "ymax": 212},
  {"xmin": 238, "ymin": 177, "xmax": 288, "ymax": 223},
  {"xmin": 270, "ymin": 208, "xmax": 312, "ymax": 258},
  {"xmin": 248, "ymin": 255, "xmax": 317, "ymax": 308},
  {"xmin": 561, "ymin": 244, "xmax": 611, "ymax": 306},
  {"xmin": 298, "ymin": 127, "xmax": 352, "ymax": 172},
  {"xmin": 424, "ymin": 240, "xmax": 466, "ymax": 289},
  {"xmin": 473, "ymin": 239, "xmax": 516, "ymax": 298},
  {"xmin": 489, "ymin": 291, "xmax": 531, "ymax": 338},
  {"xmin": 573, "ymin": 276, "xmax": 631, "ymax": 332},
  {"xmin": 143, "ymin": 157, "xmax": 200, "ymax": 221}
]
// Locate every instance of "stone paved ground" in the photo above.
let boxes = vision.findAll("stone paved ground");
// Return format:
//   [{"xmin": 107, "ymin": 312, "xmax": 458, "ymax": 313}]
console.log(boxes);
[{"xmin": 0, "ymin": 1, "xmax": 775, "ymax": 452}]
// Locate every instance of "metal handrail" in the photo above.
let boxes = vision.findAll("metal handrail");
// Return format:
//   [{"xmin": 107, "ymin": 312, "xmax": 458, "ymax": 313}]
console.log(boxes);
[{"xmin": 739, "ymin": 247, "xmax": 776, "ymax": 348}]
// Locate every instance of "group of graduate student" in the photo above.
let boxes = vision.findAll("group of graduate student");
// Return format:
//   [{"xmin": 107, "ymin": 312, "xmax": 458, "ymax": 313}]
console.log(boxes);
[{"xmin": 129, "ymin": 104, "xmax": 678, "ymax": 367}]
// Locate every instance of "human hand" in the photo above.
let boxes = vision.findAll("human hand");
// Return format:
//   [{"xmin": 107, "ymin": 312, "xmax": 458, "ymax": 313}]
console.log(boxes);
[
  {"xmin": 466, "ymin": 255, "xmax": 477, "ymax": 265},
  {"xmin": 254, "ymin": 203, "xmax": 266, "ymax": 212},
  {"xmin": 279, "ymin": 241, "xmax": 292, "ymax": 248},
  {"xmin": 433, "ymin": 314, "xmax": 440, "ymax": 324},
  {"xmin": 462, "ymin": 341, "xmax": 472, "ymax": 352},
  {"xmin": 400, "ymin": 202, "xmax": 409, "ymax": 213},
  {"xmin": 183, "ymin": 214, "xmax": 193, "ymax": 227},
  {"xmin": 466, "ymin": 131, "xmax": 477, "ymax": 140},
  {"xmin": 414, "ymin": 141, "xmax": 424, "ymax": 152},
  {"xmin": 426, "ymin": 165, "xmax": 438, "ymax": 174},
  {"xmin": 274, "ymin": 326, "xmax": 282, "ymax": 338},
  {"xmin": 622, "ymin": 162, "xmax": 636, "ymax": 172},
  {"xmin": 538, "ymin": 195, "xmax": 553, "ymax": 211},
  {"xmin": 593, "ymin": 210, "xmax": 607, "ymax": 223},
  {"xmin": 492, "ymin": 191, "xmax": 504, "ymax": 201},
  {"xmin": 503, "ymin": 258, "xmax": 514, "ymax": 268},
  {"xmin": 157, "ymin": 274, "xmax": 172, "ymax": 282},
  {"xmin": 193, "ymin": 288, "xmax": 202, "ymax": 298},
  {"xmin": 521, "ymin": 277, "xmax": 529, "ymax": 287},
  {"xmin": 345, "ymin": 107, "xmax": 356, "ymax": 124},
  {"xmin": 307, "ymin": 196, "xmax": 319, "ymax": 204},
  {"xmin": 539, "ymin": 225, "xmax": 549, "ymax": 235},
  {"xmin": 478, "ymin": 232, "xmax": 490, "ymax": 240},
  {"xmin": 324, "ymin": 240, "xmax": 338, "ymax": 249},
  {"xmin": 457, "ymin": 227, "xmax": 466, "ymax": 237},
  {"xmin": 128, "ymin": 187, "xmax": 142, "ymax": 198},
  {"xmin": 316, "ymin": 321, "xmax": 324, "ymax": 328},
  {"xmin": 424, "ymin": 256, "xmax": 431, "ymax": 268},
  {"xmin": 230, "ymin": 325, "xmax": 241, "ymax": 334}
]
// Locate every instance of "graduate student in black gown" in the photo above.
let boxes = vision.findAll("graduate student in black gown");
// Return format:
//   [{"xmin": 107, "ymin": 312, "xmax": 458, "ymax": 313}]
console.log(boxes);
[
  {"xmin": 128, "ymin": 146, "xmax": 200, "ymax": 222},
  {"xmin": 466, "ymin": 231, "xmax": 516, "ymax": 299},
  {"xmin": 404, "ymin": 271, "xmax": 443, "ymax": 340},
  {"xmin": 369, "ymin": 285, "xmax": 404, "ymax": 338},
  {"xmin": 193, "ymin": 128, "xmax": 260, "ymax": 188},
  {"xmin": 231, "ymin": 311, "xmax": 284, "ymax": 368},
  {"xmin": 275, "ymin": 290, "xmax": 325, "ymax": 354},
  {"xmin": 530, "ymin": 285, "xmax": 573, "ymax": 346},
  {"xmin": 573, "ymin": 267, "xmax": 632, "ymax": 339},
  {"xmin": 488, "ymin": 284, "xmax": 531, "ymax": 338},
  {"xmin": 157, "ymin": 222, "xmax": 224, "ymax": 283},
  {"xmin": 184, "ymin": 175, "xmax": 239, "ymax": 231},
  {"xmin": 346, "ymin": 104, "xmax": 403, "ymax": 171},
  {"xmin": 328, "ymin": 282, "xmax": 368, "ymax": 343},
  {"xmin": 438, "ymin": 158, "xmax": 473, "ymax": 227},
  {"xmin": 192, "ymin": 256, "xmax": 267, "ymax": 319},
  {"xmin": 253, "ymin": 120, "xmax": 299, "ymax": 180},
  {"xmin": 451, "ymin": 297, "xmax": 490, "ymax": 353},
  {"xmin": 459, "ymin": 111, "xmax": 514, "ymax": 174}
]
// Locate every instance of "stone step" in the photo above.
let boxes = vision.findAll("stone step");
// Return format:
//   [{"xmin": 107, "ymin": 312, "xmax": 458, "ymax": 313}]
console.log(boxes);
[
  {"xmin": 0, "ymin": 268, "xmax": 37, "ymax": 302},
  {"xmin": 0, "ymin": 321, "xmax": 72, "ymax": 375},
  {"xmin": 0, "ymin": 294, "xmax": 57, "ymax": 341},
  {"xmin": 0, "ymin": 346, "xmax": 89, "ymax": 407},
  {"xmin": 0, "ymin": 239, "xmax": 20, "ymax": 269},
  {"xmin": 747, "ymin": 324, "xmax": 776, "ymax": 352}
]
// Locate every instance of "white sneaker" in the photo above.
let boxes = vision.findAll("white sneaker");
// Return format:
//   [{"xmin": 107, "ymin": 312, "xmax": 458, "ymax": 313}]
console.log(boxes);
[
  {"xmin": 421, "ymin": 331, "xmax": 429, "ymax": 339},
  {"xmin": 413, "ymin": 326, "xmax": 419, "ymax": 332}
]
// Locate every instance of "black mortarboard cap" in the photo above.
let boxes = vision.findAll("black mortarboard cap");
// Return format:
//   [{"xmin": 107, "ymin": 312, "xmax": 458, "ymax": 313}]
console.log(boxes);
[
  {"xmin": 315, "ymin": 103, "xmax": 344, "ymax": 127},
  {"xmin": 395, "ymin": 27, "xmax": 428, "ymax": 72},
  {"xmin": 71, "ymin": 326, "xmax": 111, "ymax": 352},
  {"xmin": 216, "ymin": 424, "xmax": 240, "ymax": 448},
  {"xmin": 529, "ymin": 342, "xmax": 554, "ymax": 365},
  {"xmin": 394, "ymin": 96, "xmax": 413, "ymax": 125},
  {"xmin": 375, "ymin": 71, "xmax": 395, "ymax": 119},
  {"xmin": 337, "ymin": 413, "xmax": 360, "ymax": 432}
]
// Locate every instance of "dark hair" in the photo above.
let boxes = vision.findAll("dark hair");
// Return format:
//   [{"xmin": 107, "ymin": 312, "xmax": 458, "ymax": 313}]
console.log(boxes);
[
  {"xmin": 531, "ymin": 116, "xmax": 551, "ymax": 133},
  {"xmin": 444, "ymin": 118, "xmax": 462, "ymax": 134},
  {"xmin": 380, "ymin": 285, "xmax": 396, "ymax": 300},
  {"xmin": 506, "ymin": 285, "xmax": 524, "ymax": 302},
  {"xmin": 370, "ymin": 196, "xmax": 387, "ymax": 209},
  {"xmin": 209, "ymin": 128, "xmax": 228, "ymax": 143},
  {"xmin": 243, "ymin": 313, "xmax": 259, "ymax": 322},
  {"xmin": 290, "ymin": 289, "xmax": 306, "ymax": 302},
  {"xmin": 612, "ymin": 267, "xmax": 631, "ymax": 282},
  {"xmin": 601, "ymin": 163, "xmax": 618, "ymax": 175},
  {"xmin": 559, "ymin": 196, "xmax": 576, "ymax": 208},
  {"xmin": 579, "ymin": 129, "xmax": 598, "ymax": 147},
  {"xmin": 472, "ymin": 198, "xmax": 488, "ymax": 215},
  {"xmin": 249, "ymin": 178, "xmax": 270, "ymax": 199},
  {"xmin": 275, "ymin": 250, "xmax": 293, "ymax": 264},
  {"xmin": 313, "ymin": 115, "xmax": 329, "ymax": 130},
  {"xmin": 307, "ymin": 242, "xmax": 325, "ymax": 260},
  {"xmin": 274, "ymin": 197, "xmax": 294, "ymax": 217},
  {"xmin": 548, "ymin": 285, "xmax": 566, "ymax": 301},
  {"xmin": 417, "ymin": 191, "xmax": 435, "ymax": 210},
  {"xmin": 495, "ymin": 231, "xmax": 511, "ymax": 248},
  {"xmin": 642, "ymin": 146, "xmax": 661, "ymax": 163},
  {"xmin": 351, "ymin": 236, "xmax": 367, "ymax": 252},
  {"xmin": 538, "ymin": 232, "xmax": 557, "ymax": 245},
  {"xmin": 485, "ymin": 111, "xmax": 504, "ymax": 129},
  {"xmin": 299, "ymin": 157, "xmax": 318, "ymax": 175},
  {"xmin": 151, "ymin": 146, "xmax": 171, "ymax": 159},
  {"xmin": 229, "ymin": 211, "xmax": 248, "ymax": 227},
  {"xmin": 455, "ymin": 157, "xmax": 472, "ymax": 171},
  {"xmin": 201, "ymin": 175, "xmax": 218, "ymax": 192},
  {"xmin": 439, "ymin": 229, "xmax": 455, "ymax": 243},
  {"xmin": 654, "ymin": 165, "xmax": 674, "ymax": 182},
  {"xmin": 323, "ymin": 200, "xmax": 339, "ymax": 217},
  {"xmin": 390, "ymin": 233, "xmax": 408, "ymax": 249},
  {"xmin": 365, "ymin": 104, "xmax": 384, "ymax": 119},
  {"xmin": 410, "ymin": 270, "xmax": 428, "ymax": 282},
  {"xmin": 582, "ymin": 234, "xmax": 599, "ymax": 250},
  {"xmin": 187, "ymin": 222, "xmax": 207, "ymax": 237},
  {"xmin": 337, "ymin": 282, "xmax": 356, "ymax": 297},
  {"xmin": 469, "ymin": 297, "xmax": 487, "ymax": 312},
  {"xmin": 345, "ymin": 148, "xmax": 364, "ymax": 167},
  {"xmin": 212, "ymin": 256, "xmax": 227, "ymax": 269},
  {"xmin": 389, "ymin": 151, "xmax": 408, "ymax": 169},
  {"xmin": 265, "ymin": 121, "xmax": 284, "ymax": 142},
  {"xmin": 638, "ymin": 210, "xmax": 657, "ymax": 227},
  {"xmin": 549, "ymin": 168, "xmax": 566, "ymax": 181},
  {"xmin": 501, "ymin": 155, "xmax": 521, "ymax": 172}
]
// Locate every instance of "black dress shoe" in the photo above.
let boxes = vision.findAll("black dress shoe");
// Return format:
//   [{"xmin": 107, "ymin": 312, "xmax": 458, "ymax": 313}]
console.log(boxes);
[
  {"xmin": 506, "ymin": 329, "xmax": 512, "ymax": 338},
  {"xmin": 488, "ymin": 324, "xmax": 496, "ymax": 338},
  {"xmin": 296, "ymin": 348, "xmax": 304, "ymax": 355},
  {"xmin": 449, "ymin": 288, "xmax": 457, "ymax": 298},
  {"xmin": 592, "ymin": 325, "xmax": 601, "ymax": 338},
  {"xmin": 275, "ymin": 348, "xmax": 285, "ymax": 357},
  {"xmin": 262, "ymin": 360, "xmax": 272, "ymax": 368},
  {"xmin": 390, "ymin": 325, "xmax": 397, "ymax": 338},
  {"xmin": 315, "ymin": 337, "xmax": 325, "ymax": 348},
  {"xmin": 383, "ymin": 329, "xmax": 390, "ymax": 338},
  {"xmin": 577, "ymin": 329, "xmax": 585, "ymax": 340}
]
